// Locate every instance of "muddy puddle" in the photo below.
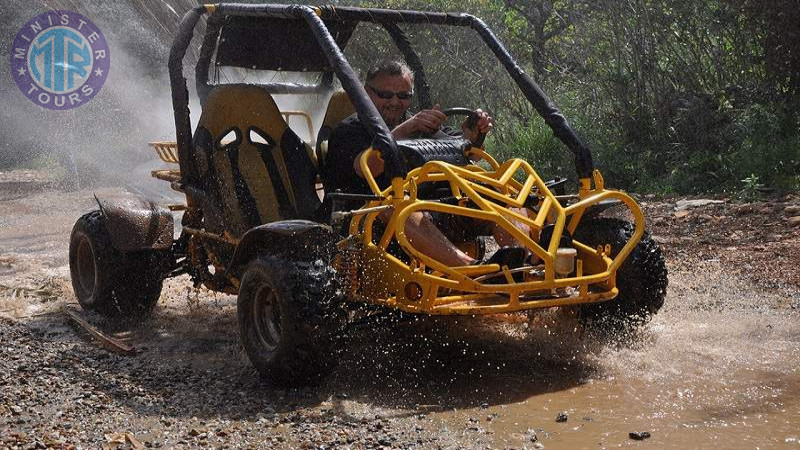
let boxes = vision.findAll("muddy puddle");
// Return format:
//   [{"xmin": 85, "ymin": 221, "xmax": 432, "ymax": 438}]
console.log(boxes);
[
  {"xmin": 420, "ymin": 266, "xmax": 800, "ymax": 448},
  {"xmin": 320, "ymin": 259, "xmax": 800, "ymax": 448}
]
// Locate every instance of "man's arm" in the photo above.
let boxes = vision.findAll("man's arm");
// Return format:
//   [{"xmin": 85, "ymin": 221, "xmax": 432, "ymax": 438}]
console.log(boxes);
[
  {"xmin": 392, "ymin": 104, "xmax": 448, "ymax": 140},
  {"xmin": 357, "ymin": 104, "xmax": 449, "ymax": 177},
  {"xmin": 392, "ymin": 105, "xmax": 493, "ymax": 143}
]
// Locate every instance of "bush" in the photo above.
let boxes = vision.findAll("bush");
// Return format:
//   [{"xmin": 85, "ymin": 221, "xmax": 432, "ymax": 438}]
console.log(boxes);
[
  {"xmin": 490, "ymin": 117, "xmax": 573, "ymax": 183},
  {"xmin": 729, "ymin": 104, "xmax": 800, "ymax": 191},
  {"xmin": 491, "ymin": 97, "xmax": 799, "ymax": 195}
]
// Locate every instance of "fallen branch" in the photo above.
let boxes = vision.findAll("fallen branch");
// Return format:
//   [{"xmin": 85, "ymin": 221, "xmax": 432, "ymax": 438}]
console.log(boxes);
[{"xmin": 63, "ymin": 305, "xmax": 135, "ymax": 355}]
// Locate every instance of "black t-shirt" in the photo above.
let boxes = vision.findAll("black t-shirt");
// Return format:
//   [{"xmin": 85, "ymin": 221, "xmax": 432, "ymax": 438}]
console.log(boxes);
[
  {"xmin": 324, "ymin": 113, "xmax": 391, "ymax": 204},
  {"xmin": 323, "ymin": 113, "xmax": 461, "ymax": 210}
]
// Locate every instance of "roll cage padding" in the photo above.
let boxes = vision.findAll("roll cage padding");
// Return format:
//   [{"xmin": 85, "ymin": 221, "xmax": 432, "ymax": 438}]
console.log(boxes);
[
  {"xmin": 398, "ymin": 138, "xmax": 471, "ymax": 170},
  {"xmin": 318, "ymin": 6, "xmax": 473, "ymax": 26},
  {"xmin": 170, "ymin": 5, "xmax": 206, "ymax": 184},
  {"xmin": 293, "ymin": 6, "xmax": 407, "ymax": 181},
  {"xmin": 468, "ymin": 17, "xmax": 594, "ymax": 178},
  {"xmin": 195, "ymin": 13, "xmax": 224, "ymax": 106}
]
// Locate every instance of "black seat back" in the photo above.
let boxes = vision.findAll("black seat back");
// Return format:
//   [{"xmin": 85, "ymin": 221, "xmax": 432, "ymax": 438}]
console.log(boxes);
[
  {"xmin": 191, "ymin": 84, "xmax": 321, "ymax": 237},
  {"xmin": 315, "ymin": 90, "xmax": 355, "ymax": 176}
]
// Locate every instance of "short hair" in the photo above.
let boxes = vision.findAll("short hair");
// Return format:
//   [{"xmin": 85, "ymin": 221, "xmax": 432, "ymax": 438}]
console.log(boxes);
[{"xmin": 365, "ymin": 60, "xmax": 414, "ymax": 84}]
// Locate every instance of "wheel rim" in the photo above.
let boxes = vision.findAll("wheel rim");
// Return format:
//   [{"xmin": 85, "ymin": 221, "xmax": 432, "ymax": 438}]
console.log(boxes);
[
  {"xmin": 74, "ymin": 235, "xmax": 96, "ymax": 300},
  {"xmin": 252, "ymin": 284, "xmax": 282, "ymax": 353}
]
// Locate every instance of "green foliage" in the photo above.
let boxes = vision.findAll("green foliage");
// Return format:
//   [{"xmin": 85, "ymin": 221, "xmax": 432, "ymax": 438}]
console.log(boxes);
[
  {"xmin": 489, "ymin": 118, "xmax": 572, "ymax": 183},
  {"xmin": 729, "ymin": 104, "xmax": 800, "ymax": 191}
]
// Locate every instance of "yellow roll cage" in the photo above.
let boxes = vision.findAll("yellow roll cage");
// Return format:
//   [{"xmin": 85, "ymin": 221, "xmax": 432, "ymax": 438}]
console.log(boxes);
[{"xmin": 334, "ymin": 147, "xmax": 646, "ymax": 315}]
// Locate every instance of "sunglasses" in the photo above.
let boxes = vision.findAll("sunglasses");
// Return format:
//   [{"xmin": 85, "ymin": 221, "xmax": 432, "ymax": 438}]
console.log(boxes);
[{"xmin": 366, "ymin": 85, "xmax": 413, "ymax": 100}]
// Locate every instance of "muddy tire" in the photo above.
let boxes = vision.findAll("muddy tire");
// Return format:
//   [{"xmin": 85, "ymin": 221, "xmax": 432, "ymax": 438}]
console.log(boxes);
[
  {"xmin": 237, "ymin": 256, "xmax": 341, "ymax": 385},
  {"xmin": 69, "ymin": 210, "xmax": 164, "ymax": 321},
  {"xmin": 573, "ymin": 217, "xmax": 667, "ymax": 332}
]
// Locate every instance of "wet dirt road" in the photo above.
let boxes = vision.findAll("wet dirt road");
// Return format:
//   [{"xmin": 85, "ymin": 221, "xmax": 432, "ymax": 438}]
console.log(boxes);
[{"xmin": 1, "ymin": 173, "xmax": 799, "ymax": 449}]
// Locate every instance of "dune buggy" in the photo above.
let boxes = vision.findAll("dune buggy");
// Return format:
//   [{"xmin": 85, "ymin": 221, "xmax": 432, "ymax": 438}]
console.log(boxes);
[{"xmin": 69, "ymin": 3, "xmax": 667, "ymax": 384}]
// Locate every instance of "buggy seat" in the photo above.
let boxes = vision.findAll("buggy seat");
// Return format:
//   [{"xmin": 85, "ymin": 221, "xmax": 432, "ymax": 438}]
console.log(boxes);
[
  {"xmin": 192, "ymin": 84, "xmax": 321, "ymax": 237},
  {"xmin": 315, "ymin": 90, "xmax": 355, "ymax": 176}
]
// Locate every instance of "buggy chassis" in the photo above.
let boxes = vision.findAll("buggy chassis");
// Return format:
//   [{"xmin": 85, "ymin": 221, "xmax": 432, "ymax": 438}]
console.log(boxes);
[{"xmin": 69, "ymin": 3, "xmax": 666, "ymax": 381}]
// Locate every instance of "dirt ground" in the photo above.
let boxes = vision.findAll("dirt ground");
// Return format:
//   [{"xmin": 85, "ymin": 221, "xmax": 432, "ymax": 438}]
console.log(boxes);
[{"xmin": 1, "ymin": 169, "xmax": 799, "ymax": 449}]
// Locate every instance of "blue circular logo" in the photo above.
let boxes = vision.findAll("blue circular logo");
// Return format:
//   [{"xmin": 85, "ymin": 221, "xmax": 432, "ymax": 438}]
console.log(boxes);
[{"xmin": 10, "ymin": 10, "xmax": 110, "ymax": 110}]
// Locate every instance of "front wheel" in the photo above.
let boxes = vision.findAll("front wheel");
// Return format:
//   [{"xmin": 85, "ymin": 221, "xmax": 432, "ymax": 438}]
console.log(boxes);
[
  {"xmin": 69, "ymin": 210, "xmax": 165, "ymax": 322},
  {"xmin": 572, "ymin": 217, "xmax": 668, "ymax": 333},
  {"xmin": 237, "ymin": 257, "xmax": 341, "ymax": 385}
]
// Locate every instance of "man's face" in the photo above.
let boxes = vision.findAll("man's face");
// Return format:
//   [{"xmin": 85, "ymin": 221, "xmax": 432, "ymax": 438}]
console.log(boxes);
[{"xmin": 365, "ymin": 73, "xmax": 413, "ymax": 128}]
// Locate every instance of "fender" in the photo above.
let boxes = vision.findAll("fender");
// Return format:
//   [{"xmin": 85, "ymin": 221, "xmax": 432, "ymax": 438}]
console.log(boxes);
[
  {"xmin": 584, "ymin": 199, "xmax": 623, "ymax": 218},
  {"xmin": 229, "ymin": 220, "xmax": 335, "ymax": 276},
  {"xmin": 94, "ymin": 193, "xmax": 174, "ymax": 251}
]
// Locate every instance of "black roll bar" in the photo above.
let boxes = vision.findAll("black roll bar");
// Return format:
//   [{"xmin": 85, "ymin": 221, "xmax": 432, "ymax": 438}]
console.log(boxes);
[
  {"xmin": 467, "ymin": 15, "xmax": 594, "ymax": 178},
  {"xmin": 169, "ymin": 5, "xmax": 207, "ymax": 184},
  {"xmin": 380, "ymin": 22, "xmax": 432, "ymax": 110}
]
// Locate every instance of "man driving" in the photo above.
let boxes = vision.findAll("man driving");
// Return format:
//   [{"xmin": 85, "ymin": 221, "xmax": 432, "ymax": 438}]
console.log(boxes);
[{"xmin": 325, "ymin": 60, "xmax": 528, "ymax": 268}]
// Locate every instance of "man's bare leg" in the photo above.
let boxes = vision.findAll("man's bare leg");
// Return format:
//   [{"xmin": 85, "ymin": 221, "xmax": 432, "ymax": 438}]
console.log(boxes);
[
  {"xmin": 493, "ymin": 207, "xmax": 533, "ymax": 247},
  {"xmin": 377, "ymin": 208, "xmax": 533, "ymax": 267},
  {"xmin": 380, "ymin": 210, "xmax": 474, "ymax": 266}
]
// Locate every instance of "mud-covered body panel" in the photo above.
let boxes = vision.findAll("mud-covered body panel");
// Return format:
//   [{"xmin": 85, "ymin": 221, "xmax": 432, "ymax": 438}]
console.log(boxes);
[
  {"xmin": 94, "ymin": 193, "xmax": 173, "ymax": 251},
  {"xmin": 229, "ymin": 220, "xmax": 335, "ymax": 275}
]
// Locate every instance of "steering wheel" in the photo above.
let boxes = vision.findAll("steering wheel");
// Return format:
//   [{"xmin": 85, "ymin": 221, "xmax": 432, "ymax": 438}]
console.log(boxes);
[{"xmin": 441, "ymin": 107, "xmax": 486, "ymax": 147}]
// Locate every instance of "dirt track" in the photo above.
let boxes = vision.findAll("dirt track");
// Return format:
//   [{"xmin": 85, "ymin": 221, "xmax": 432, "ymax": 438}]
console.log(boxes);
[{"xmin": 1, "ymin": 170, "xmax": 799, "ymax": 449}]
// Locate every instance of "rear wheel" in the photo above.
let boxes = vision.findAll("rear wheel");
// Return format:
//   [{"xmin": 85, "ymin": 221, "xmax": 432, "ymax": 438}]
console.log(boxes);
[
  {"xmin": 237, "ymin": 256, "xmax": 341, "ymax": 385},
  {"xmin": 572, "ymin": 217, "xmax": 667, "ymax": 332},
  {"xmin": 69, "ymin": 210, "xmax": 165, "ymax": 321}
]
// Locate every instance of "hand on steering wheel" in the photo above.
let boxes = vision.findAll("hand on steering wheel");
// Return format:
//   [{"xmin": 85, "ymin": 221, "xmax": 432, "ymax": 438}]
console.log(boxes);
[{"xmin": 441, "ymin": 107, "xmax": 492, "ymax": 147}]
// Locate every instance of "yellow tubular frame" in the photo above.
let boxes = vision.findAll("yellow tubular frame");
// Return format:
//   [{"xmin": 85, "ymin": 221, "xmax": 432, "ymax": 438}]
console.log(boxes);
[{"xmin": 341, "ymin": 148, "xmax": 646, "ymax": 315}]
